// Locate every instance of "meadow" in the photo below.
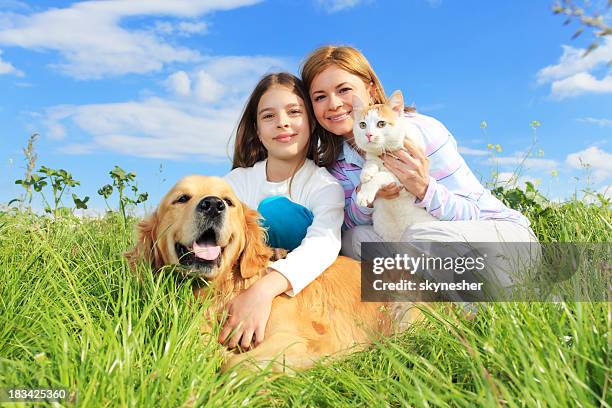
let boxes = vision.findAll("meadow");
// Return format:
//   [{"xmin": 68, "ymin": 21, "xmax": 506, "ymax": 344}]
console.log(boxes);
[{"xmin": 0, "ymin": 153, "xmax": 611, "ymax": 408}]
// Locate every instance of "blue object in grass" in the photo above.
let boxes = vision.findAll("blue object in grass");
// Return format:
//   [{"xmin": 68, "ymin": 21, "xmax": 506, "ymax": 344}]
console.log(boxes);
[{"xmin": 257, "ymin": 196, "xmax": 314, "ymax": 251}]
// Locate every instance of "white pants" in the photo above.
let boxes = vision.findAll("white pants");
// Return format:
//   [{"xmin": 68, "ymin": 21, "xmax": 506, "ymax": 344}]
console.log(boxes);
[{"xmin": 342, "ymin": 221, "xmax": 540, "ymax": 293}]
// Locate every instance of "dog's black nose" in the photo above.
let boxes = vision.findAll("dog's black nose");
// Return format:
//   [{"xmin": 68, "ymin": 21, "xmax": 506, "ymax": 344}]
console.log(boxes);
[{"xmin": 197, "ymin": 196, "xmax": 226, "ymax": 217}]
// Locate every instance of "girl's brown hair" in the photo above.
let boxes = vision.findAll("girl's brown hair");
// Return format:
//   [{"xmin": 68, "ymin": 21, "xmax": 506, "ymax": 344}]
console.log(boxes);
[
  {"xmin": 300, "ymin": 45, "xmax": 414, "ymax": 166},
  {"xmin": 231, "ymin": 72, "xmax": 318, "ymax": 170}
]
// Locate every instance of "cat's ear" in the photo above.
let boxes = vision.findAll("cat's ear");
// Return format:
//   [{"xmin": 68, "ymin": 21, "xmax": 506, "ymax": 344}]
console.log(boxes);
[
  {"xmin": 387, "ymin": 90, "xmax": 404, "ymax": 115},
  {"xmin": 352, "ymin": 95, "xmax": 365, "ymax": 113}
]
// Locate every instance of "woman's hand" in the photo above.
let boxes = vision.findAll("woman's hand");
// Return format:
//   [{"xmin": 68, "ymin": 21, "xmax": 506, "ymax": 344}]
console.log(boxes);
[
  {"xmin": 218, "ymin": 270, "xmax": 290, "ymax": 350},
  {"xmin": 375, "ymin": 183, "xmax": 403, "ymax": 201},
  {"xmin": 382, "ymin": 139, "xmax": 430, "ymax": 201}
]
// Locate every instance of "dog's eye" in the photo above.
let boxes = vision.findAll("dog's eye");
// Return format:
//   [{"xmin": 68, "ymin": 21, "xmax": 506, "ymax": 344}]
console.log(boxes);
[
  {"xmin": 223, "ymin": 197, "xmax": 234, "ymax": 207},
  {"xmin": 174, "ymin": 194, "xmax": 191, "ymax": 204},
  {"xmin": 377, "ymin": 121, "xmax": 386, "ymax": 128}
]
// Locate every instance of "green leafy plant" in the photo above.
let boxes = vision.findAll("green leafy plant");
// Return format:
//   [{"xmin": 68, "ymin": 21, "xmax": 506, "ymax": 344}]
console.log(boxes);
[
  {"xmin": 14, "ymin": 166, "xmax": 89, "ymax": 217},
  {"xmin": 98, "ymin": 165, "xmax": 148, "ymax": 228},
  {"xmin": 492, "ymin": 181, "xmax": 551, "ymax": 219}
]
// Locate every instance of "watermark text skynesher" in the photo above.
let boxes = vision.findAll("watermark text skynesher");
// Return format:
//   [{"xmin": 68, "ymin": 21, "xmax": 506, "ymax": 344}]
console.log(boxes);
[{"xmin": 373, "ymin": 279, "xmax": 484, "ymax": 292}]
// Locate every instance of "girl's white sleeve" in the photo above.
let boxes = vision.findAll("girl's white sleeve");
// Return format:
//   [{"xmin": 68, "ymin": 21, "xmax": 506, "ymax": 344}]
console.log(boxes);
[
  {"xmin": 223, "ymin": 168, "xmax": 248, "ymax": 203},
  {"xmin": 269, "ymin": 175, "xmax": 344, "ymax": 296}
]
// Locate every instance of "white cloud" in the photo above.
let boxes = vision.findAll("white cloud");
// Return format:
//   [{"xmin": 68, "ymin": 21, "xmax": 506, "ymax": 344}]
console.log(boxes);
[
  {"xmin": 495, "ymin": 171, "xmax": 538, "ymax": 188},
  {"xmin": 165, "ymin": 71, "xmax": 191, "ymax": 97},
  {"xmin": 537, "ymin": 37, "xmax": 612, "ymax": 99},
  {"xmin": 488, "ymin": 156, "xmax": 558, "ymax": 170},
  {"xmin": 458, "ymin": 146, "xmax": 488, "ymax": 156},
  {"xmin": 566, "ymin": 146, "xmax": 612, "ymax": 182},
  {"xmin": 0, "ymin": 0, "xmax": 261, "ymax": 79},
  {"xmin": 176, "ymin": 21, "xmax": 208, "ymax": 35},
  {"xmin": 549, "ymin": 72, "xmax": 612, "ymax": 99},
  {"xmin": 0, "ymin": 49, "xmax": 23, "ymax": 76},
  {"xmin": 42, "ymin": 105, "xmax": 75, "ymax": 140},
  {"xmin": 51, "ymin": 98, "xmax": 239, "ymax": 160},
  {"xmin": 576, "ymin": 117, "xmax": 612, "ymax": 127},
  {"xmin": 152, "ymin": 20, "xmax": 208, "ymax": 36},
  {"xmin": 44, "ymin": 55, "xmax": 288, "ymax": 159},
  {"xmin": 194, "ymin": 70, "xmax": 225, "ymax": 102},
  {"xmin": 316, "ymin": 0, "xmax": 365, "ymax": 13},
  {"xmin": 537, "ymin": 38, "xmax": 612, "ymax": 83}
]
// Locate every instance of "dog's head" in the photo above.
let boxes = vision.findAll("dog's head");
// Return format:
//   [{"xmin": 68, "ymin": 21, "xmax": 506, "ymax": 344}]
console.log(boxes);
[{"xmin": 125, "ymin": 175, "xmax": 271, "ymax": 280}]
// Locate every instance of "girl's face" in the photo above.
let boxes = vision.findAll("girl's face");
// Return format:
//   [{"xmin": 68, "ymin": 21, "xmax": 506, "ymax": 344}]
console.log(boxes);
[
  {"xmin": 309, "ymin": 65, "xmax": 373, "ymax": 139},
  {"xmin": 256, "ymin": 86, "xmax": 310, "ymax": 162}
]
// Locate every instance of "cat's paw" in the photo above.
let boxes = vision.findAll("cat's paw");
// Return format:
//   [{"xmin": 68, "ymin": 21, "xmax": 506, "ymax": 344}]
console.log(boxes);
[
  {"xmin": 356, "ymin": 183, "xmax": 378, "ymax": 207},
  {"xmin": 361, "ymin": 165, "xmax": 378, "ymax": 183}
]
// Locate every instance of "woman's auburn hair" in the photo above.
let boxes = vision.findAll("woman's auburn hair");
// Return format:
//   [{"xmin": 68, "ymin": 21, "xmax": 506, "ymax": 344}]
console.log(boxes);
[
  {"xmin": 231, "ymin": 72, "xmax": 319, "ymax": 169},
  {"xmin": 300, "ymin": 45, "xmax": 414, "ymax": 167}
]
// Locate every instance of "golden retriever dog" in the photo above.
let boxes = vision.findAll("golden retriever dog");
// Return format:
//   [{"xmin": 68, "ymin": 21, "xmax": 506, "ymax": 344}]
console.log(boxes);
[{"xmin": 126, "ymin": 175, "xmax": 419, "ymax": 371}]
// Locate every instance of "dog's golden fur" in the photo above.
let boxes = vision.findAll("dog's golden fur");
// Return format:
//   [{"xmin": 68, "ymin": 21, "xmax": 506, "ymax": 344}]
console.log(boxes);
[{"xmin": 126, "ymin": 175, "xmax": 419, "ymax": 371}]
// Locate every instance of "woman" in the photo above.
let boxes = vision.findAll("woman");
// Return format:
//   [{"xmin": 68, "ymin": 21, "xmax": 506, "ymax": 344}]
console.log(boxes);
[
  {"xmin": 220, "ymin": 73, "xmax": 344, "ymax": 349},
  {"xmin": 300, "ymin": 45, "xmax": 538, "ymax": 294}
]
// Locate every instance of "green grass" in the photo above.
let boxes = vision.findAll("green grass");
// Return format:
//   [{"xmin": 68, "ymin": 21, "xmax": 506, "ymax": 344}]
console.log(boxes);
[{"xmin": 0, "ymin": 201, "xmax": 610, "ymax": 407}]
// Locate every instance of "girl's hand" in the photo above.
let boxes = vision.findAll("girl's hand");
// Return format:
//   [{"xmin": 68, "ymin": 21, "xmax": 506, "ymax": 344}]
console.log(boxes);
[
  {"xmin": 381, "ymin": 139, "xmax": 429, "ymax": 201},
  {"xmin": 218, "ymin": 270, "xmax": 290, "ymax": 350},
  {"xmin": 356, "ymin": 183, "xmax": 403, "ymax": 208}
]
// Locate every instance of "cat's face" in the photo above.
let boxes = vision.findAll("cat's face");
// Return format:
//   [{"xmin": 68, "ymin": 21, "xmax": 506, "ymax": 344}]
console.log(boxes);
[{"xmin": 353, "ymin": 90, "xmax": 405, "ymax": 154}]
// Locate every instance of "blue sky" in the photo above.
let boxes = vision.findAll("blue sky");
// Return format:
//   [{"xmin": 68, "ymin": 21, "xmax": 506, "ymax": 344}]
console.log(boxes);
[{"xmin": 0, "ymin": 0, "xmax": 611, "ymax": 213}]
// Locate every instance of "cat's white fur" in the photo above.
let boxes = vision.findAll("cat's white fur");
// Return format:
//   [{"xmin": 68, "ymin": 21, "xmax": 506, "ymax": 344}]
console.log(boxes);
[{"xmin": 353, "ymin": 90, "xmax": 437, "ymax": 241}]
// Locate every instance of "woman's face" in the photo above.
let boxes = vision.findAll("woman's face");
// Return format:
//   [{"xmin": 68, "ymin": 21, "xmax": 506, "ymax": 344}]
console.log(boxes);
[
  {"xmin": 309, "ymin": 65, "xmax": 372, "ymax": 138},
  {"xmin": 256, "ymin": 85, "xmax": 310, "ymax": 162}
]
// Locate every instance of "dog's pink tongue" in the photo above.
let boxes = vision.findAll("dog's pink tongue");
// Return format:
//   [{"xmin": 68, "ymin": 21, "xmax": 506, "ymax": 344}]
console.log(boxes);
[{"xmin": 192, "ymin": 241, "xmax": 221, "ymax": 260}]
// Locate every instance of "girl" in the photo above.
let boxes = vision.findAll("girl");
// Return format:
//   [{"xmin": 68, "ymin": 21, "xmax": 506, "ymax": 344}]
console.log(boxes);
[
  {"xmin": 220, "ymin": 73, "xmax": 344, "ymax": 349},
  {"xmin": 300, "ymin": 46, "xmax": 538, "ymax": 291}
]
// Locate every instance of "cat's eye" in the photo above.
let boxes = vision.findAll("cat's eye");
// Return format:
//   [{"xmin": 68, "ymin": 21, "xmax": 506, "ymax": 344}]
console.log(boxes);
[
  {"xmin": 377, "ymin": 121, "xmax": 386, "ymax": 128},
  {"xmin": 174, "ymin": 194, "xmax": 191, "ymax": 204},
  {"xmin": 359, "ymin": 122, "xmax": 367, "ymax": 129}
]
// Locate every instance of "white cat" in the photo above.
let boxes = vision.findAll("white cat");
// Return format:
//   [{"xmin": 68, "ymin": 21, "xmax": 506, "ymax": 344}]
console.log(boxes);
[{"xmin": 353, "ymin": 90, "xmax": 437, "ymax": 241}]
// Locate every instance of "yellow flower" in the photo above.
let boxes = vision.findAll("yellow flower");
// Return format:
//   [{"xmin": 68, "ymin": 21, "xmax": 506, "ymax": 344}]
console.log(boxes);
[
  {"xmin": 495, "ymin": 144, "xmax": 502, "ymax": 153},
  {"xmin": 551, "ymin": 169, "xmax": 559, "ymax": 177},
  {"xmin": 487, "ymin": 143, "xmax": 494, "ymax": 150}
]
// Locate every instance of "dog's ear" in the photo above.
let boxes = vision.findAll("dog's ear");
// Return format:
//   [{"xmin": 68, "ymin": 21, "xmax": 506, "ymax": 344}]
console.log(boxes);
[
  {"xmin": 125, "ymin": 210, "xmax": 163, "ymax": 270},
  {"xmin": 240, "ymin": 204, "xmax": 272, "ymax": 279}
]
